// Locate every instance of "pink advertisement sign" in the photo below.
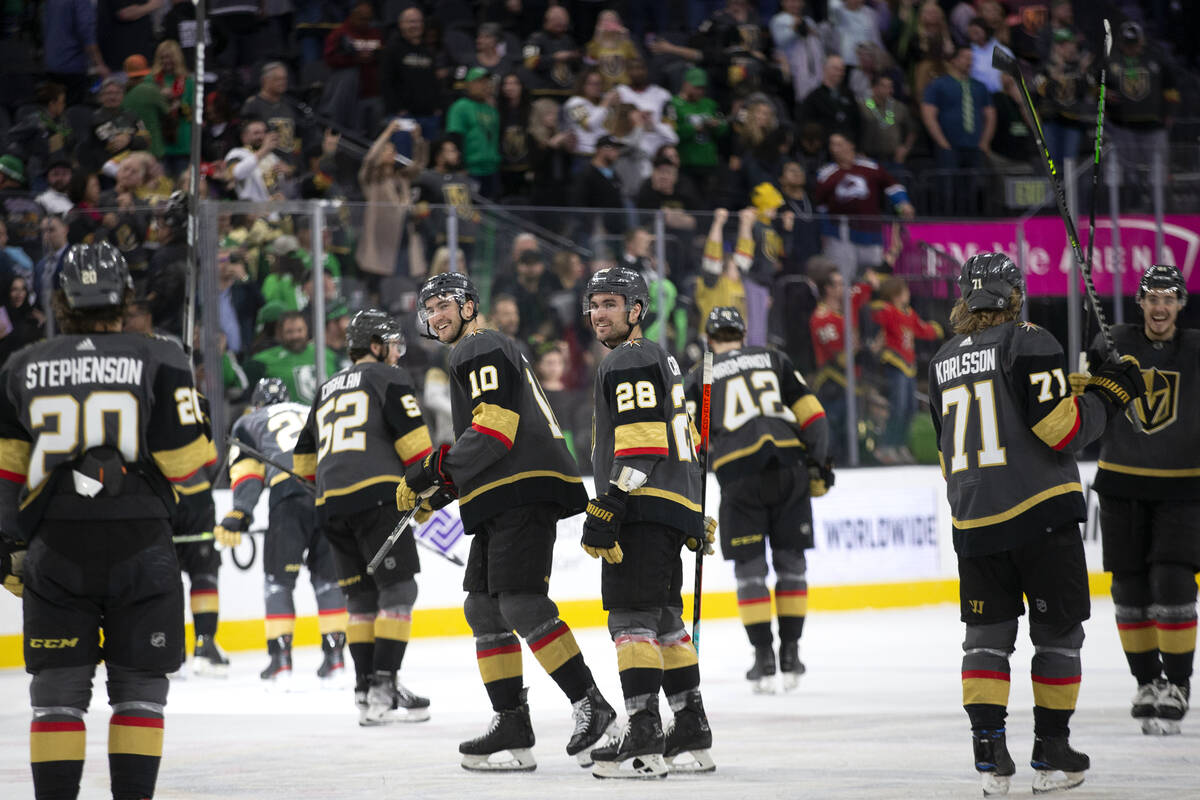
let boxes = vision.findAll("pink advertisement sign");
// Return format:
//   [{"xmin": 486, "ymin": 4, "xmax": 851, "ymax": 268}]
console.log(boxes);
[{"xmin": 899, "ymin": 215, "xmax": 1200, "ymax": 296}]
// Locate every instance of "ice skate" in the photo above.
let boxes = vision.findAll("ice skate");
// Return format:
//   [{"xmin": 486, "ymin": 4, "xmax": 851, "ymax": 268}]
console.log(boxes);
[
  {"xmin": 1030, "ymin": 736, "xmax": 1088, "ymax": 794},
  {"xmin": 360, "ymin": 670, "xmax": 431, "ymax": 725},
  {"xmin": 664, "ymin": 690, "xmax": 715, "ymax": 774},
  {"xmin": 591, "ymin": 697, "xmax": 667, "ymax": 780},
  {"xmin": 1131, "ymin": 681, "xmax": 1163, "ymax": 734},
  {"xmin": 973, "ymin": 728, "xmax": 1015, "ymax": 797},
  {"xmin": 354, "ymin": 676, "xmax": 370, "ymax": 723},
  {"xmin": 746, "ymin": 645, "xmax": 777, "ymax": 694},
  {"xmin": 778, "ymin": 640, "xmax": 806, "ymax": 691},
  {"xmin": 191, "ymin": 635, "xmax": 229, "ymax": 677},
  {"xmin": 459, "ymin": 689, "xmax": 537, "ymax": 772},
  {"xmin": 567, "ymin": 685, "xmax": 619, "ymax": 767},
  {"xmin": 316, "ymin": 633, "xmax": 346, "ymax": 680},
  {"xmin": 260, "ymin": 636, "xmax": 293, "ymax": 684},
  {"xmin": 1154, "ymin": 682, "xmax": 1189, "ymax": 735}
]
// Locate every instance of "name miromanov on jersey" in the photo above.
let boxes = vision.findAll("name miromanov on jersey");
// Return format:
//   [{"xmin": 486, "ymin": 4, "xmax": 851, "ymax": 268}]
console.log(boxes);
[
  {"xmin": 933, "ymin": 348, "xmax": 997, "ymax": 386},
  {"xmin": 712, "ymin": 351, "xmax": 773, "ymax": 380},
  {"xmin": 24, "ymin": 356, "xmax": 145, "ymax": 389},
  {"xmin": 319, "ymin": 369, "xmax": 361, "ymax": 401}
]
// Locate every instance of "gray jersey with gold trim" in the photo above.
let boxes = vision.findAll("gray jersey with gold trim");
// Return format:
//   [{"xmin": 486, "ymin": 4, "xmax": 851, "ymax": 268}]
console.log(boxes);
[{"xmin": 229, "ymin": 402, "xmax": 311, "ymax": 514}]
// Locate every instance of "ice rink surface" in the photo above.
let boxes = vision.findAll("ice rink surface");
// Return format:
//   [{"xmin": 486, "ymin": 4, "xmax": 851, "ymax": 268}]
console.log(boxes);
[{"xmin": 1, "ymin": 598, "xmax": 1196, "ymax": 799}]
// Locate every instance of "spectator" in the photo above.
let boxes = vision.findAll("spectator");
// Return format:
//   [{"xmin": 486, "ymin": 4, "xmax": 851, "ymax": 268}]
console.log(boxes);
[
  {"xmin": 620, "ymin": 226, "xmax": 686, "ymax": 349},
  {"xmin": 546, "ymin": 250, "xmax": 590, "ymax": 363},
  {"xmin": 585, "ymin": 9, "xmax": 639, "ymax": 90},
  {"xmin": 693, "ymin": 207, "xmax": 754, "ymax": 342},
  {"xmin": 149, "ymin": 41, "xmax": 195, "ymax": 176},
  {"xmin": 1036, "ymin": 0, "xmax": 1079, "ymax": 63},
  {"xmin": 489, "ymin": 293, "xmax": 522, "ymax": 340},
  {"xmin": 161, "ymin": 0, "xmax": 214, "ymax": 73},
  {"xmin": 813, "ymin": 133, "xmax": 914, "ymax": 276},
  {"xmin": 445, "ymin": 67, "xmax": 502, "ymax": 198},
  {"xmin": 498, "ymin": 72, "xmax": 533, "ymax": 199},
  {"xmin": 216, "ymin": 248, "xmax": 262, "ymax": 358},
  {"xmin": 1106, "ymin": 21, "xmax": 1177, "ymax": 210},
  {"xmin": 80, "ymin": 78, "xmax": 151, "ymax": 174},
  {"xmin": 97, "ymin": 0, "xmax": 161, "ymax": 72},
  {"xmin": 921, "ymin": 46, "xmax": 995, "ymax": 216},
  {"xmin": 848, "ymin": 41, "xmax": 904, "ymax": 102},
  {"xmin": 119, "ymin": 55, "xmax": 170, "ymax": 159},
  {"xmin": 828, "ymin": 0, "xmax": 884, "ymax": 75},
  {"xmin": 207, "ymin": 0, "xmax": 263, "ymax": 69},
  {"xmin": 522, "ymin": 5, "xmax": 581, "ymax": 100},
  {"xmin": 977, "ymin": 1, "xmax": 1011, "ymax": 50},
  {"xmin": 324, "ymin": 1, "xmax": 384, "ymax": 133},
  {"xmin": 0, "ymin": 274, "xmax": 46, "ymax": 366},
  {"xmin": 411, "ymin": 135, "xmax": 479, "ymax": 265},
  {"xmin": 635, "ymin": 156, "xmax": 700, "ymax": 272},
  {"xmin": 527, "ymin": 98, "xmax": 575, "ymax": 212},
  {"xmin": 323, "ymin": 300, "xmax": 351, "ymax": 364},
  {"xmin": 244, "ymin": 309, "xmax": 340, "ymax": 403},
  {"xmin": 888, "ymin": 0, "xmax": 954, "ymax": 102},
  {"xmin": 858, "ymin": 75, "xmax": 917, "ymax": 172},
  {"xmin": 801, "ymin": 55, "xmax": 861, "ymax": 146},
  {"xmin": 457, "ymin": 21, "xmax": 520, "ymax": 80},
  {"xmin": 380, "ymin": 6, "xmax": 444, "ymax": 138},
  {"xmin": 357, "ymin": 119, "xmax": 422, "ymax": 289},
  {"xmin": 772, "ymin": 0, "xmax": 826, "ymax": 108},
  {"xmin": 563, "ymin": 68, "xmax": 614, "ymax": 169},
  {"xmin": 143, "ymin": 194, "xmax": 188, "ymax": 336},
  {"xmin": 731, "ymin": 93, "xmax": 784, "ymax": 193},
  {"xmin": 36, "ymin": 155, "xmax": 75, "ymax": 216},
  {"xmin": 989, "ymin": 73, "xmax": 1037, "ymax": 167},
  {"xmin": 1033, "ymin": 28, "xmax": 1094, "ymax": 169},
  {"xmin": 615, "ymin": 59, "xmax": 678, "ymax": 167},
  {"xmin": 533, "ymin": 342, "xmax": 585, "ymax": 460},
  {"xmin": 64, "ymin": 171, "xmax": 108, "ymax": 244},
  {"xmin": 666, "ymin": 67, "xmax": 728, "ymax": 203},
  {"xmin": 871, "ymin": 276, "xmax": 942, "ymax": 465},
  {"xmin": 809, "ymin": 264, "xmax": 853, "ymax": 464},
  {"xmin": 571, "ymin": 132, "xmax": 626, "ymax": 244},
  {"xmin": 225, "ymin": 119, "xmax": 285, "ymax": 202},
  {"xmin": 491, "ymin": 249, "xmax": 558, "ymax": 344},
  {"xmin": 966, "ymin": 16, "xmax": 1010, "ymax": 94},
  {"xmin": 777, "ymin": 160, "xmax": 821, "ymax": 275},
  {"xmin": 43, "ymin": 0, "xmax": 111, "ymax": 105},
  {"xmin": 604, "ymin": 102, "xmax": 655, "ymax": 201},
  {"xmin": 241, "ymin": 62, "xmax": 304, "ymax": 169},
  {"xmin": 32, "ymin": 215, "xmax": 70, "ymax": 311},
  {"xmin": 696, "ymin": 0, "xmax": 771, "ymax": 102},
  {"xmin": 202, "ymin": 90, "xmax": 240, "ymax": 165},
  {"xmin": 6, "ymin": 83, "xmax": 74, "ymax": 190},
  {"xmin": 0, "ymin": 219, "xmax": 35, "ymax": 281}
]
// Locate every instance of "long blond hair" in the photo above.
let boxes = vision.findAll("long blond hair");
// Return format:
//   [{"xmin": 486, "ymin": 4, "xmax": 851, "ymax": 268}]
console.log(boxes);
[
  {"xmin": 949, "ymin": 289, "xmax": 1024, "ymax": 335},
  {"xmin": 152, "ymin": 39, "xmax": 189, "ymax": 81},
  {"xmin": 528, "ymin": 99, "xmax": 561, "ymax": 146}
]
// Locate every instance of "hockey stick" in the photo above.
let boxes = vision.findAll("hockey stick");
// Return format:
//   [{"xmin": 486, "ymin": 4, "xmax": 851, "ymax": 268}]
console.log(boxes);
[
  {"xmin": 225, "ymin": 437, "xmax": 317, "ymax": 496},
  {"xmin": 366, "ymin": 489, "xmax": 463, "ymax": 573},
  {"xmin": 1081, "ymin": 20, "xmax": 1113, "ymax": 372},
  {"xmin": 182, "ymin": 0, "xmax": 206, "ymax": 364},
  {"xmin": 172, "ymin": 528, "xmax": 268, "ymax": 544},
  {"xmin": 691, "ymin": 351, "xmax": 714, "ymax": 653}
]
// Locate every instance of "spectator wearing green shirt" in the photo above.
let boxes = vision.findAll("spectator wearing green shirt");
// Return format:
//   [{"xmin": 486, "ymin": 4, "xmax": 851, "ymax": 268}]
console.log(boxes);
[
  {"xmin": 120, "ymin": 55, "xmax": 170, "ymax": 158},
  {"xmin": 444, "ymin": 67, "xmax": 501, "ymax": 198},
  {"xmin": 244, "ymin": 310, "xmax": 341, "ymax": 403},
  {"xmin": 666, "ymin": 67, "xmax": 728, "ymax": 205}
]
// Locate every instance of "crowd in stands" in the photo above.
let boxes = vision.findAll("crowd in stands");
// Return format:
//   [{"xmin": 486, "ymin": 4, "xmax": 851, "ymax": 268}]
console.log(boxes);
[{"xmin": 0, "ymin": 0, "xmax": 1192, "ymax": 467}]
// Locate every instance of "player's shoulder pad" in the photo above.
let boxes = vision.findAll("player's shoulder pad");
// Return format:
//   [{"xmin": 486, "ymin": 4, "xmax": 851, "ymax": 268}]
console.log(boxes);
[
  {"xmin": 361, "ymin": 361, "xmax": 416, "ymax": 391},
  {"xmin": 140, "ymin": 331, "xmax": 192, "ymax": 371},
  {"xmin": 1179, "ymin": 327, "xmax": 1200, "ymax": 348},
  {"xmin": 1008, "ymin": 320, "xmax": 1064, "ymax": 356},
  {"xmin": 452, "ymin": 327, "xmax": 509, "ymax": 364}
]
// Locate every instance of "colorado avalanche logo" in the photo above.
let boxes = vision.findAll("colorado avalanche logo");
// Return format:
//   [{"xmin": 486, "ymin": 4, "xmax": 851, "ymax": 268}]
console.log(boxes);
[{"xmin": 1128, "ymin": 367, "xmax": 1178, "ymax": 433}]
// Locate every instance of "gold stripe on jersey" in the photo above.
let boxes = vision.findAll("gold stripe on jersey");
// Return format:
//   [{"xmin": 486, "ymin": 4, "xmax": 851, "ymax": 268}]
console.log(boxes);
[
  {"xmin": 230, "ymin": 458, "xmax": 265, "ymax": 488},
  {"xmin": 472, "ymin": 402, "xmax": 519, "ymax": 447},
  {"xmin": 315, "ymin": 474, "xmax": 404, "ymax": 506},
  {"xmin": 1097, "ymin": 460, "xmax": 1200, "ymax": 478},
  {"xmin": 458, "ymin": 469, "xmax": 583, "ymax": 505},
  {"xmin": 630, "ymin": 485, "xmax": 702, "ymax": 512},
  {"xmin": 174, "ymin": 480, "xmax": 211, "ymax": 496},
  {"xmin": 393, "ymin": 426, "xmax": 433, "ymax": 466},
  {"xmin": 1032, "ymin": 397, "xmax": 1081, "ymax": 449},
  {"xmin": 614, "ymin": 421, "xmax": 668, "ymax": 456},
  {"xmin": 268, "ymin": 472, "xmax": 289, "ymax": 487},
  {"xmin": 712, "ymin": 433, "xmax": 802, "ymax": 472},
  {"xmin": 0, "ymin": 437, "xmax": 30, "ymax": 482},
  {"xmin": 1031, "ymin": 675, "xmax": 1080, "ymax": 710},
  {"xmin": 790, "ymin": 394, "xmax": 826, "ymax": 428},
  {"xmin": 952, "ymin": 482, "xmax": 1082, "ymax": 530},
  {"xmin": 292, "ymin": 452, "xmax": 317, "ymax": 479},
  {"xmin": 152, "ymin": 435, "xmax": 217, "ymax": 482}
]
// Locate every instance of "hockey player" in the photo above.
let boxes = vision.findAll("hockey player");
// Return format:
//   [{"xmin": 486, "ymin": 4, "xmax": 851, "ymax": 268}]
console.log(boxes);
[
  {"xmin": 404, "ymin": 272, "xmax": 617, "ymax": 772},
  {"xmin": 685, "ymin": 306, "xmax": 832, "ymax": 693},
  {"xmin": 929, "ymin": 252, "xmax": 1145, "ymax": 796},
  {"xmin": 293, "ymin": 309, "xmax": 431, "ymax": 725},
  {"xmin": 223, "ymin": 377, "xmax": 348, "ymax": 683},
  {"xmin": 173, "ymin": 459, "xmax": 231, "ymax": 676},
  {"xmin": 0, "ymin": 242, "xmax": 216, "ymax": 799},
  {"xmin": 1075, "ymin": 264, "xmax": 1198, "ymax": 735},
  {"xmin": 581, "ymin": 266, "xmax": 716, "ymax": 779}
]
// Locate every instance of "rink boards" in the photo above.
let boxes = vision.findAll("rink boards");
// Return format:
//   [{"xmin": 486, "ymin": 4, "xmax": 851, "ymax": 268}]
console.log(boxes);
[{"xmin": 0, "ymin": 463, "xmax": 1114, "ymax": 668}]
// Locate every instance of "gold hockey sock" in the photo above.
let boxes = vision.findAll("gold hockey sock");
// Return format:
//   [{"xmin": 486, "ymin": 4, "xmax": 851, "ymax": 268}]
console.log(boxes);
[
  {"xmin": 108, "ymin": 707, "xmax": 164, "ymax": 800},
  {"xmin": 528, "ymin": 619, "xmax": 592, "ymax": 703},
  {"xmin": 476, "ymin": 633, "xmax": 524, "ymax": 710},
  {"xmin": 30, "ymin": 710, "xmax": 86, "ymax": 799}
]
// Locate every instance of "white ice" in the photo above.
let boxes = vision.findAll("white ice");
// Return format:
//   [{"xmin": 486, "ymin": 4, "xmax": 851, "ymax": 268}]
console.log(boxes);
[{"xmin": 1, "ymin": 599, "xmax": 1195, "ymax": 799}]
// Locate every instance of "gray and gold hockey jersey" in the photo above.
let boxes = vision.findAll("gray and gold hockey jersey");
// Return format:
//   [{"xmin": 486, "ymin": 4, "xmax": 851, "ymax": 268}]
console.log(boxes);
[
  {"xmin": 929, "ymin": 321, "xmax": 1112, "ymax": 557},
  {"xmin": 229, "ymin": 401, "xmax": 312, "ymax": 515},
  {"xmin": 0, "ymin": 333, "xmax": 216, "ymax": 533},
  {"xmin": 1087, "ymin": 325, "xmax": 1200, "ymax": 501},
  {"xmin": 443, "ymin": 328, "xmax": 586, "ymax": 531},
  {"xmin": 684, "ymin": 346, "xmax": 829, "ymax": 485},
  {"xmin": 294, "ymin": 362, "xmax": 432, "ymax": 523},
  {"xmin": 592, "ymin": 337, "xmax": 703, "ymax": 538}
]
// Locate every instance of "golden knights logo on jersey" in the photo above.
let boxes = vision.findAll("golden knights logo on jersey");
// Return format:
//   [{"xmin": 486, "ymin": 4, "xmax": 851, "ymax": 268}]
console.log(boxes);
[{"xmin": 1129, "ymin": 367, "xmax": 1179, "ymax": 433}]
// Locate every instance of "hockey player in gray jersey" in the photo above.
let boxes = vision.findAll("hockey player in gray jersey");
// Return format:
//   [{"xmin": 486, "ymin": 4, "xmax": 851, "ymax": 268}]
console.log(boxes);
[
  {"xmin": 582, "ymin": 266, "xmax": 716, "ymax": 779},
  {"xmin": 1072, "ymin": 264, "xmax": 1199, "ymax": 735},
  {"xmin": 223, "ymin": 377, "xmax": 347, "ymax": 683},
  {"xmin": 929, "ymin": 252, "xmax": 1145, "ymax": 796},
  {"xmin": 403, "ymin": 271, "xmax": 617, "ymax": 772},
  {"xmin": 684, "ymin": 307, "xmax": 832, "ymax": 693},
  {"xmin": 294, "ymin": 310, "xmax": 432, "ymax": 725}
]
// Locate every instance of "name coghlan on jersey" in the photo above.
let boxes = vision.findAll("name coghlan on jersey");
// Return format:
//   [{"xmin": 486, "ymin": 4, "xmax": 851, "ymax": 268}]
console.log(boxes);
[
  {"xmin": 932, "ymin": 347, "xmax": 997, "ymax": 386},
  {"xmin": 24, "ymin": 355, "xmax": 145, "ymax": 389},
  {"xmin": 319, "ymin": 369, "xmax": 362, "ymax": 400}
]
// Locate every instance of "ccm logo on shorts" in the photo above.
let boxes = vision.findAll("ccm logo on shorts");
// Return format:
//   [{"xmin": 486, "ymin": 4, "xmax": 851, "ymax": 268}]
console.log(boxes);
[{"xmin": 28, "ymin": 638, "xmax": 80, "ymax": 648}]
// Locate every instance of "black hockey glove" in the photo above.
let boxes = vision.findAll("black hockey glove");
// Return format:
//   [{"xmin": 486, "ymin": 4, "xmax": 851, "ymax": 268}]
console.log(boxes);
[
  {"xmin": 1085, "ymin": 356, "xmax": 1146, "ymax": 410},
  {"xmin": 414, "ymin": 486, "xmax": 459, "ymax": 525},
  {"xmin": 1, "ymin": 538, "xmax": 27, "ymax": 598},
  {"xmin": 407, "ymin": 444, "xmax": 453, "ymax": 495},
  {"xmin": 808, "ymin": 458, "xmax": 835, "ymax": 497},
  {"xmin": 215, "ymin": 510, "xmax": 251, "ymax": 547},
  {"xmin": 582, "ymin": 490, "xmax": 626, "ymax": 564}
]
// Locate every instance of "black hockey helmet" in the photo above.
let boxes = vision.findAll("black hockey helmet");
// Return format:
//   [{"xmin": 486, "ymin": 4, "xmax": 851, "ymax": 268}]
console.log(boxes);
[
  {"xmin": 1136, "ymin": 264, "xmax": 1186, "ymax": 305},
  {"xmin": 347, "ymin": 308, "xmax": 405, "ymax": 357},
  {"xmin": 958, "ymin": 251, "xmax": 1024, "ymax": 312},
  {"xmin": 58, "ymin": 241, "xmax": 132, "ymax": 310},
  {"xmin": 250, "ymin": 377, "xmax": 289, "ymax": 407},
  {"xmin": 163, "ymin": 191, "xmax": 189, "ymax": 232},
  {"xmin": 417, "ymin": 271, "xmax": 479, "ymax": 337},
  {"xmin": 583, "ymin": 266, "xmax": 650, "ymax": 323},
  {"xmin": 705, "ymin": 305, "xmax": 746, "ymax": 338}
]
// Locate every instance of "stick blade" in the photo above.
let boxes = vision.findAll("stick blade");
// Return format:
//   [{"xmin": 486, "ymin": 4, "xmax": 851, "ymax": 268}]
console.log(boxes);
[{"xmin": 991, "ymin": 45, "xmax": 1017, "ymax": 74}]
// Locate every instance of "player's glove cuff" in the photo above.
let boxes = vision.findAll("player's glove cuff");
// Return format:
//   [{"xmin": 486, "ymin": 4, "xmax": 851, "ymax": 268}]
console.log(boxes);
[
  {"xmin": 1, "ymin": 541, "xmax": 26, "ymax": 598},
  {"xmin": 218, "ymin": 510, "xmax": 251, "ymax": 533},
  {"xmin": 808, "ymin": 458, "xmax": 835, "ymax": 497},
  {"xmin": 405, "ymin": 443, "xmax": 453, "ymax": 496},
  {"xmin": 1086, "ymin": 356, "xmax": 1145, "ymax": 409}
]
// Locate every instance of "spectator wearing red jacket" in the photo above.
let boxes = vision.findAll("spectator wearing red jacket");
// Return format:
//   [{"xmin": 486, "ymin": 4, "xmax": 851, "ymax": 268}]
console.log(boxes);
[
  {"xmin": 324, "ymin": 2, "xmax": 384, "ymax": 133},
  {"xmin": 810, "ymin": 266, "xmax": 856, "ymax": 465}
]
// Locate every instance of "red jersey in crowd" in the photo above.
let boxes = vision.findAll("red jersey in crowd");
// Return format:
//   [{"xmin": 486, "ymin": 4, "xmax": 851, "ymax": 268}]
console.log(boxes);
[
  {"xmin": 810, "ymin": 302, "xmax": 849, "ymax": 389},
  {"xmin": 812, "ymin": 157, "xmax": 910, "ymax": 239},
  {"xmin": 872, "ymin": 302, "xmax": 943, "ymax": 377}
]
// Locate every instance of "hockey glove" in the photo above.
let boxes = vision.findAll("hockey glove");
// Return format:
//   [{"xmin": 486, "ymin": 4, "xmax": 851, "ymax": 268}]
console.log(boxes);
[
  {"xmin": 582, "ymin": 490, "xmax": 626, "ymax": 564},
  {"xmin": 685, "ymin": 516, "xmax": 717, "ymax": 556},
  {"xmin": 808, "ymin": 458, "xmax": 835, "ymax": 497},
  {"xmin": 1, "ymin": 539, "xmax": 26, "ymax": 598},
  {"xmin": 414, "ymin": 487, "xmax": 458, "ymax": 525},
  {"xmin": 404, "ymin": 443, "xmax": 453, "ymax": 497},
  {"xmin": 1086, "ymin": 356, "xmax": 1146, "ymax": 410},
  {"xmin": 1067, "ymin": 372, "xmax": 1089, "ymax": 397},
  {"xmin": 214, "ymin": 510, "xmax": 251, "ymax": 547}
]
